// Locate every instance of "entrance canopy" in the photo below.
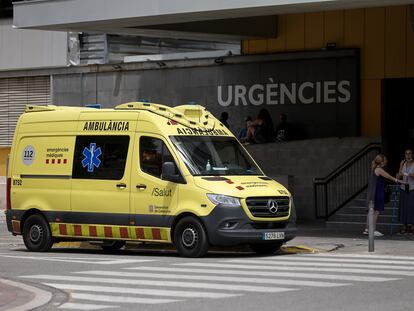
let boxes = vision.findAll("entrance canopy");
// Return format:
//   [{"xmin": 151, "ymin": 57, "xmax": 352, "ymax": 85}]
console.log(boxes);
[{"xmin": 13, "ymin": 0, "xmax": 414, "ymax": 41}]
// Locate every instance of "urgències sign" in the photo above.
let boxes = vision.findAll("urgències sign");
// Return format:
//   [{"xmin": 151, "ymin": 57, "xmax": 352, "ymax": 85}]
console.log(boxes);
[{"xmin": 217, "ymin": 79, "xmax": 351, "ymax": 107}]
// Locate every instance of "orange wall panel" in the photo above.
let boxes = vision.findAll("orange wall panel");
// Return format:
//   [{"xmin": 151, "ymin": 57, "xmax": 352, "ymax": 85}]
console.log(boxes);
[
  {"xmin": 364, "ymin": 8, "xmax": 385, "ymax": 79},
  {"xmin": 361, "ymin": 79, "xmax": 382, "ymax": 137},
  {"xmin": 268, "ymin": 15, "xmax": 286, "ymax": 52},
  {"xmin": 248, "ymin": 39, "xmax": 268, "ymax": 54},
  {"xmin": 385, "ymin": 6, "xmax": 407, "ymax": 78},
  {"xmin": 324, "ymin": 10, "xmax": 344, "ymax": 47},
  {"xmin": 344, "ymin": 9, "xmax": 365, "ymax": 48},
  {"xmin": 304, "ymin": 12, "xmax": 324, "ymax": 50},
  {"xmin": 406, "ymin": 7, "xmax": 414, "ymax": 77},
  {"xmin": 286, "ymin": 13, "xmax": 305, "ymax": 51}
]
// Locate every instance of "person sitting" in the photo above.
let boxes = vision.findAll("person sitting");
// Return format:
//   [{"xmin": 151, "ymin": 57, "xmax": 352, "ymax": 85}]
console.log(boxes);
[
  {"xmin": 243, "ymin": 109, "xmax": 274, "ymax": 144},
  {"xmin": 237, "ymin": 116, "xmax": 252, "ymax": 142}
]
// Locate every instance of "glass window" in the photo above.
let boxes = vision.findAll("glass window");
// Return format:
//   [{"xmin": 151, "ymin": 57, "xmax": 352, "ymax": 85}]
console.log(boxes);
[
  {"xmin": 140, "ymin": 136, "xmax": 177, "ymax": 179},
  {"xmin": 72, "ymin": 135, "xmax": 129, "ymax": 180},
  {"xmin": 170, "ymin": 136, "xmax": 262, "ymax": 176}
]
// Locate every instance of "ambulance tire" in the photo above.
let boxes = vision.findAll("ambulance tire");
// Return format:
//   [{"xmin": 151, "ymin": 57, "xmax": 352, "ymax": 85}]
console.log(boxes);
[
  {"xmin": 250, "ymin": 242, "xmax": 283, "ymax": 255},
  {"xmin": 100, "ymin": 241, "xmax": 125, "ymax": 251},
  {"xmin": 174, "ymin": 216, "xmax": 209, "ymax": 258},
  {"xmin": 22, "ymin": 214, "xmax": 54, "ymax": 252}
]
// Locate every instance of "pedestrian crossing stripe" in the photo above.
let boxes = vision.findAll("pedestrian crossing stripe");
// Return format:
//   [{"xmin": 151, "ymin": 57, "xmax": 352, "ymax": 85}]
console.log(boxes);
[
  {"xmin": 258, "ymin": 255, "xmax": 414, "ymax": 265},
  {"xmin": 42, "ymin": 283, "xmax": 242, "ymax": 299},
  {"xmin": 24, "ymin": 274, "xmax": 297, "ymax": 293},
  {"xmin": 221, "ymin": 258, "xmax": 414, "ymax": 271},
  {"xmin": 175, "ymin": 262, "xmax": 414, "ymax": 276},
  {"xmin": 70, "ymin": 293, "xmax": 181, "ymax": 304},
  {"xmin": 50, "ymin": 223, "xmax": 170, "ymax": 242},
  {"xmin": 74, "ymin": 270, "xmax": 350, "ymax": 287},
  {"xmin": 126, "ymin": 266, "xmax": 399, "ymax": 282}
]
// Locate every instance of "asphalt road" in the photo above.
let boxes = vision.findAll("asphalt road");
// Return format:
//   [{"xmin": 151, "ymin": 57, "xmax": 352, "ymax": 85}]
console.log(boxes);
[{"xmin": 1, "ymin": 219, "xmax": 414, "ymax": 311}]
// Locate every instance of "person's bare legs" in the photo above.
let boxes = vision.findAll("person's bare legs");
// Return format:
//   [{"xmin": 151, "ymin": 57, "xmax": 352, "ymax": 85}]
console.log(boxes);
[{"xmin": 246, "ymin": 127, "xmax": 255, "ymax": 142}]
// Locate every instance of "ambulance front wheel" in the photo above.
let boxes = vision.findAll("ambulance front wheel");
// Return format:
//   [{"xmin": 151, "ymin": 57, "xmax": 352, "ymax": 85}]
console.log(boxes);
[
  {"xmin": 174, "ymin": 216, "xmax": 209, "ymax": 258},
  {"xmin": 22, "ymin": 214, "xmax": 54, "ymax": 252}
]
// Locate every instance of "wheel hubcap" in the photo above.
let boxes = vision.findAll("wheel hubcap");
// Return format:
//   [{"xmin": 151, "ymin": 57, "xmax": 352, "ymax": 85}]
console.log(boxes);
[
  {"xmin": 182, "ymin": 227, "xmax": 198, "ymax": 248},
  {"xmin": 29, "ymin": 225, "xmax": 43, "ymax": 244}
]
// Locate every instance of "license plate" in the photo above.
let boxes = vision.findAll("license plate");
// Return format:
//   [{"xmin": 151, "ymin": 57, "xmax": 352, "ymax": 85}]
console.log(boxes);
[{"xmin": 263, "ymin": 232, "xmax": 285, "ymax": 240}]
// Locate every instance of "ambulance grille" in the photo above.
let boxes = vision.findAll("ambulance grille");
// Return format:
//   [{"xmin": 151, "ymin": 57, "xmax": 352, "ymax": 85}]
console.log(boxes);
[{"xmin": 245, "ymin": 196, "xmax": 290, "ymax": 218}]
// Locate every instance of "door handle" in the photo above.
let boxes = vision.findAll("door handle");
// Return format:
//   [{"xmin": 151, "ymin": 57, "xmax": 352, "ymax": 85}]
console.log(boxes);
[
  {"xmin": 116, "ymin": 183, "xmax": 127, "ymax": 189},
  {"xmin": 136, "ymin": 184, "xmax": 147, "ymax": 190}
]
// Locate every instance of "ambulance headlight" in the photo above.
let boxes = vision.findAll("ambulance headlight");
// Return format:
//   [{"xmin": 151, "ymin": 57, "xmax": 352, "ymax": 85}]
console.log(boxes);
[{"xmin": 207, "ymin": 194, "xmax": 241, "ymax": 207}]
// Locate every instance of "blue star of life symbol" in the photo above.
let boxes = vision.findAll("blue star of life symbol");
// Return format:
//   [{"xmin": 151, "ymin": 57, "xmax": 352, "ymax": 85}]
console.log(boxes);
[{"xmin": 82, "ymin": 143, "xmax": 102, "ymax": 173}]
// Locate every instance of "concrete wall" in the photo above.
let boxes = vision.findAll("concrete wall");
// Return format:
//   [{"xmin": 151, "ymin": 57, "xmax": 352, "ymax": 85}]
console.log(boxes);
[
  {"xmin": 243, "ymin": 5, "xmax": 414, "ymax": 138},
  {"xmin": 246, "ymin": 136, "xmax": 380, "ymax": 220},
  {"xmin": 0, "ymin": 19, "xmax": 67, "ymax": 71}
]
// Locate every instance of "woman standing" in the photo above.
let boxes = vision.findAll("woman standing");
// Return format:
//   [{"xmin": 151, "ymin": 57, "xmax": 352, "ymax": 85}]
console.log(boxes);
[
  {"xmin": 364, "ymin": 154, "xmax": 404, "ymax": 237},
  {"xmin": 396, "ymin": 149, "xmax": 414, "ymax": 234}
]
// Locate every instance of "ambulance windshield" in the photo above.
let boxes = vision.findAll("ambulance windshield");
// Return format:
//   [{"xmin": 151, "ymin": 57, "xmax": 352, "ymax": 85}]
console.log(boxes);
[{"xmin": 170, "ymin": 136, "xmax": 262, "ymax": 176}]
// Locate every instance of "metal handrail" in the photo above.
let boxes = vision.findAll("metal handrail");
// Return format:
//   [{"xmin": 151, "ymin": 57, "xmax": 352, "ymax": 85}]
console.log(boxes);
[{"xmin": 314, "ymin": 142, "xmax": 382, "ymax": 219}]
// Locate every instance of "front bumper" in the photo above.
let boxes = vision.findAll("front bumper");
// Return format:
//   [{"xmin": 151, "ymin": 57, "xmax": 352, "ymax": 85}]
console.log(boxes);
[{"xmin": 201, "ymin": 205, "xmax": 296, "ymax": 246}]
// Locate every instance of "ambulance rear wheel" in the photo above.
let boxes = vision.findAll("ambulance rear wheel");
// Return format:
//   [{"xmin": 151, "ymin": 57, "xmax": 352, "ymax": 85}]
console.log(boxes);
[
  {"xmin": 250, "ymin": 242, "xmax": 283, "ymax": 255},
  {"xmin": 100, "ymin": 241, "xmax": 125, "ymax": 251},
  {"xmin": 174, "ymin": 216, "xmax": 209, "ymax": 258},
  {"xmin": 22, "ymin": 214, "xmax": 54, "ymax": 252}
]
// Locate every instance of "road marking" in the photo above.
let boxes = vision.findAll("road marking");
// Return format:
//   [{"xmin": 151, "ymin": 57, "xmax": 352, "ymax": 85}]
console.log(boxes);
[
  {"xmin": 42, "ymin": 283, "xmax": 242, "ymax": 299},
  {"xmin": 23, "ymin": 275, "xmax": 295, "ymax": 293},
  {"xmin": 298, "ymin": 253, "xmax": 414, "ymax": 261},
  {"xmin": 222, "ymin": 259, "xmax": 414, "ymax": 271},
  {"xmin": 175, "ymin": 262, "xmax": 414, "ymax": 276},
  {"xmin": 0, "ymin": 254, "xmax": 153, "ymax": 265},
  {"xmin": 258, "ymin": 255, "xmax": 414, "ymax": 265},
  {"xmin": 71, "ymin": 293, "xmax": 181, "ymax": 304},
  {"xmin": 58, "ymin": 302, "xmax": 115, "ymax": 310},
  {"xmin": 128, "ymin": 266, "xmax": 398, "ymax": 282},
  {"xmin": 75, "ymin": 270, "xmax": 349, "ymax": 288}
]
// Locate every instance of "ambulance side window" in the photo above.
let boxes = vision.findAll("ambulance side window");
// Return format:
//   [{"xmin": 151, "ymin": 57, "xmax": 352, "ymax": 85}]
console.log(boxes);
[
  {"xmin": 72, "ymin": 135, "xmax": 129, "ymax": 180},
  {"xmin": 140, "ymin": 137, "xmax": 176, "ymax": 179}
]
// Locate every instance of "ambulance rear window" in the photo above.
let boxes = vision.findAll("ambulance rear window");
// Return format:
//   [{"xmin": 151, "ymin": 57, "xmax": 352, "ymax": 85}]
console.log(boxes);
[{"xmin": 72, "ymin": 135, "xmax": 129, "ymax": 180}]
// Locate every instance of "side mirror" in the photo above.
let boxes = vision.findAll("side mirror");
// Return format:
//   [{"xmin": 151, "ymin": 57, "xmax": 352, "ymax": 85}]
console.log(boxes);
[{"xmin": 162, "ymin": 162, "xmax": 186, "ymax": 184}]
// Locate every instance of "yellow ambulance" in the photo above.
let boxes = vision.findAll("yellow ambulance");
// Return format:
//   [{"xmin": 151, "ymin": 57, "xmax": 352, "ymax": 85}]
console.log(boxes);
[{"xmin": 5, "ymin": 102, "xmax": 296, "ymax": 257}]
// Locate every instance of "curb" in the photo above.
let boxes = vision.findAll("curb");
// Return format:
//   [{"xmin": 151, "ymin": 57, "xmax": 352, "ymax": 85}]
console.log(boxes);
[{"xmin": 0, "ymin": 278, "xmax": 52, "ymax": 311}]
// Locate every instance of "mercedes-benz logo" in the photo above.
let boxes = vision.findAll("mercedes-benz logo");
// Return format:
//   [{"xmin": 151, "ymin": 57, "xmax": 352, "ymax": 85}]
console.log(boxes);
[{"xmin": 267, "ymin": 199, "xmax": 279, "ymax": 214}]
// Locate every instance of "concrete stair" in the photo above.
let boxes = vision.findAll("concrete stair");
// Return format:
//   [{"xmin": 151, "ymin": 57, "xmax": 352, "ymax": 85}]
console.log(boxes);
[{"xmin": 326, "ymin": 193, "xmax": 401, "ymax": 235}]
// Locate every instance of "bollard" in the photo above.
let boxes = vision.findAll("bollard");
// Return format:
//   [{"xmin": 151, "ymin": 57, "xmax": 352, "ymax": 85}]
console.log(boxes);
[{"xmin": 368, "ymin": 200, "xmax": 375, "ymax": 252}]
